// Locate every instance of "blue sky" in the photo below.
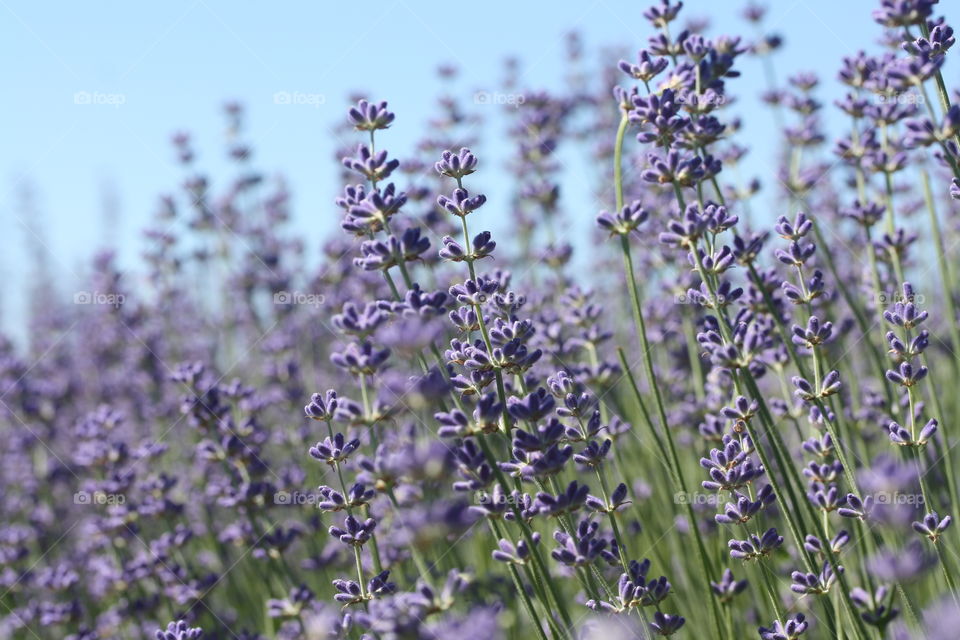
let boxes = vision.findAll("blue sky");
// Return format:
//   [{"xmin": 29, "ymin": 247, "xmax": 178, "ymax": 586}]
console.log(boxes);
[{"xmin": 2, "ymin": 0, "xmax": 955, "ymax": 331}]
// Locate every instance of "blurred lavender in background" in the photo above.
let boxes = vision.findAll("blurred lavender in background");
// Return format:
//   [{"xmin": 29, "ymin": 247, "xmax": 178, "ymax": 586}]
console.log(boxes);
[{"xmin": 2, "ymin": 0, "xmax": 955, "ymax": 333}]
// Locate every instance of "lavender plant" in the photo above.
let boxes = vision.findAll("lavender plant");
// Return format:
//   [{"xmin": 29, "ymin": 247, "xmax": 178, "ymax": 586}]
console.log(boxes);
[{"xmin": 4, "ymin": 1, "xmax": 960, "ymax": 639}]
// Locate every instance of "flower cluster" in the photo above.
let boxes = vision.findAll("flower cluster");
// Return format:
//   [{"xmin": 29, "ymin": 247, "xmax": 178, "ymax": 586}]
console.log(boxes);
[{"xmin": 3, "ymin": 2, "xmax": 960, "ymax": 639}]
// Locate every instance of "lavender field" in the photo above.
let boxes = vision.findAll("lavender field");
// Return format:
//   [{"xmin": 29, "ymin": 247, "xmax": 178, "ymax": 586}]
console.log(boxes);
[{"xmin": 6, "ymin": 1, "xmax": 960, "ymax": 638}]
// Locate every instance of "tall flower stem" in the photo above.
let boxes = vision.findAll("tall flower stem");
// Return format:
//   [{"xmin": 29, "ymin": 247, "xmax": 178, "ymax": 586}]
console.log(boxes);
[
  {"xmin": 793, "ymin": 215, "xmax": 893, "ymax": 413},
  {"xmin": 919, "ymin": 168, "xmax": 960, "ymax": 519},
  {"xmin": 354, "ymin": 546, "xmax": 368, "ymax": 600},
  {"xmin": 459, "ymin": 210, "xmax": 512, "ymax": 434},
  {"xmin": 758, "ymin": 563, "xmax": 784, "ymax": 621},
  {"xmin": 616, "ymin": 347, "xmax": 667, "ymax": 472},
  {"xmin": 438, "ymin": 161, "xmax": 575, "ymax": 634},
  {"xmin": 919, "ymin": 21, "xmax": 960, "ymax": 153},
  {"xmin": 613, "ymin": 113, "xmax": 725, "ymax": 639},
  {"xmin": 679, "ymin": 190, "xmax": 817, "ymax": 553},
  {"xmin": 921, "ymin": 168, "xmax": 960, "ymax": 375},
  {"xmin": 486, "ymin": 519, "xmax": 555, "ymax": 640},
  {"xmin": 594, "ymin": 466, "xmax": 630, "ymax": 572},
  {"xmin": 681, "ymin": 313, "xmax": 706, "ymax": 403},
  {"xmin": 675, "ymin": 215, "xmax": 867, "ymax": 637},
  {"xmin": 385, "ymin": 488, "xmax": 435, "ymax": 589},
  {"xmin": 613, "ymin": 115, "xmax": 629, "ymax": 211},
  {"xmin": 743, "ymin": 262, "xmax": 921, "ymax": 633},
  {"xmin": 541, "ymin": 475, "xmax": 616, "ymax": 603},
  {"xmin": 736, "ymin": 371, "xmax": 869, "ymax": 640},
  {"xmin": 474, "ymin": 435, "xmax": 575, "ymax": 632}
]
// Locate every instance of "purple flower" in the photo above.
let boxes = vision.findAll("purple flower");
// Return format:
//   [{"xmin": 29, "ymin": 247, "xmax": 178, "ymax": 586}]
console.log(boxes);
[
  {"xmin": 641, "ymin": 149, "xmax": 707, "ymax": 187},
  {"xmin": 596, "ymin": 200, "xmax": 649, "ymax": 237},
  {"xmin": 850, "ymin": 585, "xmax": 899, "ymax": 627},
  {"xmin": 759, "ymin": 613, "xmax": 808, "ymax": 640},
  {"xmin": 618, "ymin": 50, "xmax": 669, "ymax": 82},
  {"xmin": 535, "ymin": 481, "xmax": 589, "ymax": 517},
  {"xmin": 333, "ymin": 570, "xmax": 396, "ymax": 605},
  {"xmin": 884, "ymin": 361, "xmax": 928, "ymax": 388},
  {"xmin": 318, "ymin": 483, "xmax": 374, "ymax": 512},
  {"xmin": 449, "ymin": 277, "xmax": 499, "ymax": 306},
  {"xmin": 912, "ymin": 511, "xmax": 952, "ymax": 542},
  {"xmin": 550, "ymin": 520, "xmax": 614, "ymax": 567},
  {"xmin": 714, "ymin": 484, "xmax": 774, "ymax": 524},
  {"xmin": 728, "ymin": 527, "xmax": 783, "ymax": 560},
  {"xmin": 888, "ymin": 418, "xmax": 937, "ymax": 447},
  {"xmin": 904, "ymin": 23, "xmax": 955, "ymax": 57},
  {"xmin": 649, "ymin": 611, "xmax": 685, "ymax": 636},
  {"xmin": 305, "ymin": 390, "xmax": 339, "ymax": 421},
  {"xmin": 348, "ymin": 183, "xmax": 408, "ymax": 227},
  {"xmin": 791, "ymin": 316, "xmax": 833, "ymax": 349},
  {"xmin": 329, "ymin": 515, "xmax": 378, "ymax": 547},
  {"xmin": 883, "ymin": 282, "xmax": 929, "ymax": 328},
  {"xmin": 643, "ymin": 0, "xmax": 683, "ymax": 28},
  {"xmin": 330, "ymin": 341, "xmax": 391, "ymax": 375},
  {"xmin": 492, "ymin": 533, "xmax": 540, "ymax": 564},
  {"xmin": 435, "ymin": 147, "xmax": 479, "ymax": 179},
  {"xmin": 803, "ymin": 530, "xmax": 850, "ymax": 557},
  {"xmin": 775, "ymin": 211, "xmax": 813, "ymax": 240},
  {"xmin": 342, "ymin": 144, "xmax": 400, "ymax": 182},
  {"xmin": 155, "ymin": 621, "xmax": 203, "ymax": 640},
  {"xmin": 792, "ymin": 369, "xmax": 842, "ymax": 401},
  {"xmin": 309, "ymin": 433, "xmax": 361, "ymax": 465},
  {"xmin": 710, "ymin": 567, "xmax": 748, "ymax": 602},
  {"xmin": 872, "ymin": 0, "xmax": 935, "ymax": 28},
  {"xmin": 790, "ymin": 561, "xmax": 842, "ymax": 595},
  {"xmin": 437, "ymin": 187, "xmax": 487, "ymax": 217},
  {"xmin": 506, "ymin": 388, "xmax": 556, "ymax": 422},
  {"xmin": 347, "ymin": 99, "xmax": 396, "ymax": 131}
]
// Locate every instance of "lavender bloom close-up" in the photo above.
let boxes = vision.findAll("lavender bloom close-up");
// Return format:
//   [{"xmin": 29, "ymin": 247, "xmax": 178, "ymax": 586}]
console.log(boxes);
[{"xmin": 6, "ymin": 1, "xmax": 960, "ymax": 639}]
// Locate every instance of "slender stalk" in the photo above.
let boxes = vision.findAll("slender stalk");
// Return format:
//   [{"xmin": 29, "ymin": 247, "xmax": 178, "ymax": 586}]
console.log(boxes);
[
  {"xmin": 459, "ymin": 210, "xmax": 513, "ymax": 434},
  {"xmin": 921, "ymin": 168, "xmax": 960, "ymax": 378},
  {"xmin": 354, "ymin": 546, "xmax": 368, "ymax": 599},
  {"xmin": 474, "ymin": 435, "xmax": 575, "ymax": 632},
  {"xmin": 613, "ymin": 113, "xmax": 725, "ymax": 638},
  {"xmin": 595, "ymin": 466, "xmax": 630, "ymax": 572},
  {"xmin": 613, "ymin": 115, "xmax": 629, "ymax": 211},
  {"xmin": 682, "ymin": 241, "xmax": 866, "ymax": 638},
  {"xmin": 809, "ymin": 220, "xmax": 894, "ymax": 410},
  {"xmin": 385, "ymin": 487, "xmax": 435, "ymax": 589},
  {"xmin": 486, "ymin": 519, "xmax": 553, "ymax": 640},
  {"xmin": 616, "ymin": 347, "xmax": 667, "ymax": 471}
]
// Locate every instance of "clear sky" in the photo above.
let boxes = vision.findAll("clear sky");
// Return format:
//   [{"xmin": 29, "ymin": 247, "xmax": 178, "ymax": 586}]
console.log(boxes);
[{"xmin": 3, "ymin": 0, "xmax": 956, "ymax": 333}]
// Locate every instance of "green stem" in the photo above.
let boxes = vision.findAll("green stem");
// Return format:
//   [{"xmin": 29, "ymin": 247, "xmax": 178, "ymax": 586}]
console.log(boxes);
[
  {"xmin": 619, "ymin": 230, "xmax": 724, "ymax": 639},
  {"xmin": 354, "ymin": 546, "xmax": 368, "ymax": 599},
  {"xmin": 486, "ymin": 519, "xmax": 554, "ymax": 640},
  {"xmin": 614, "ymin": 115, "xmax": 629, "ymax": 210},
  {"xmin": 612, "ymin": 109, "xmax": 724, "ymax": 638}
]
